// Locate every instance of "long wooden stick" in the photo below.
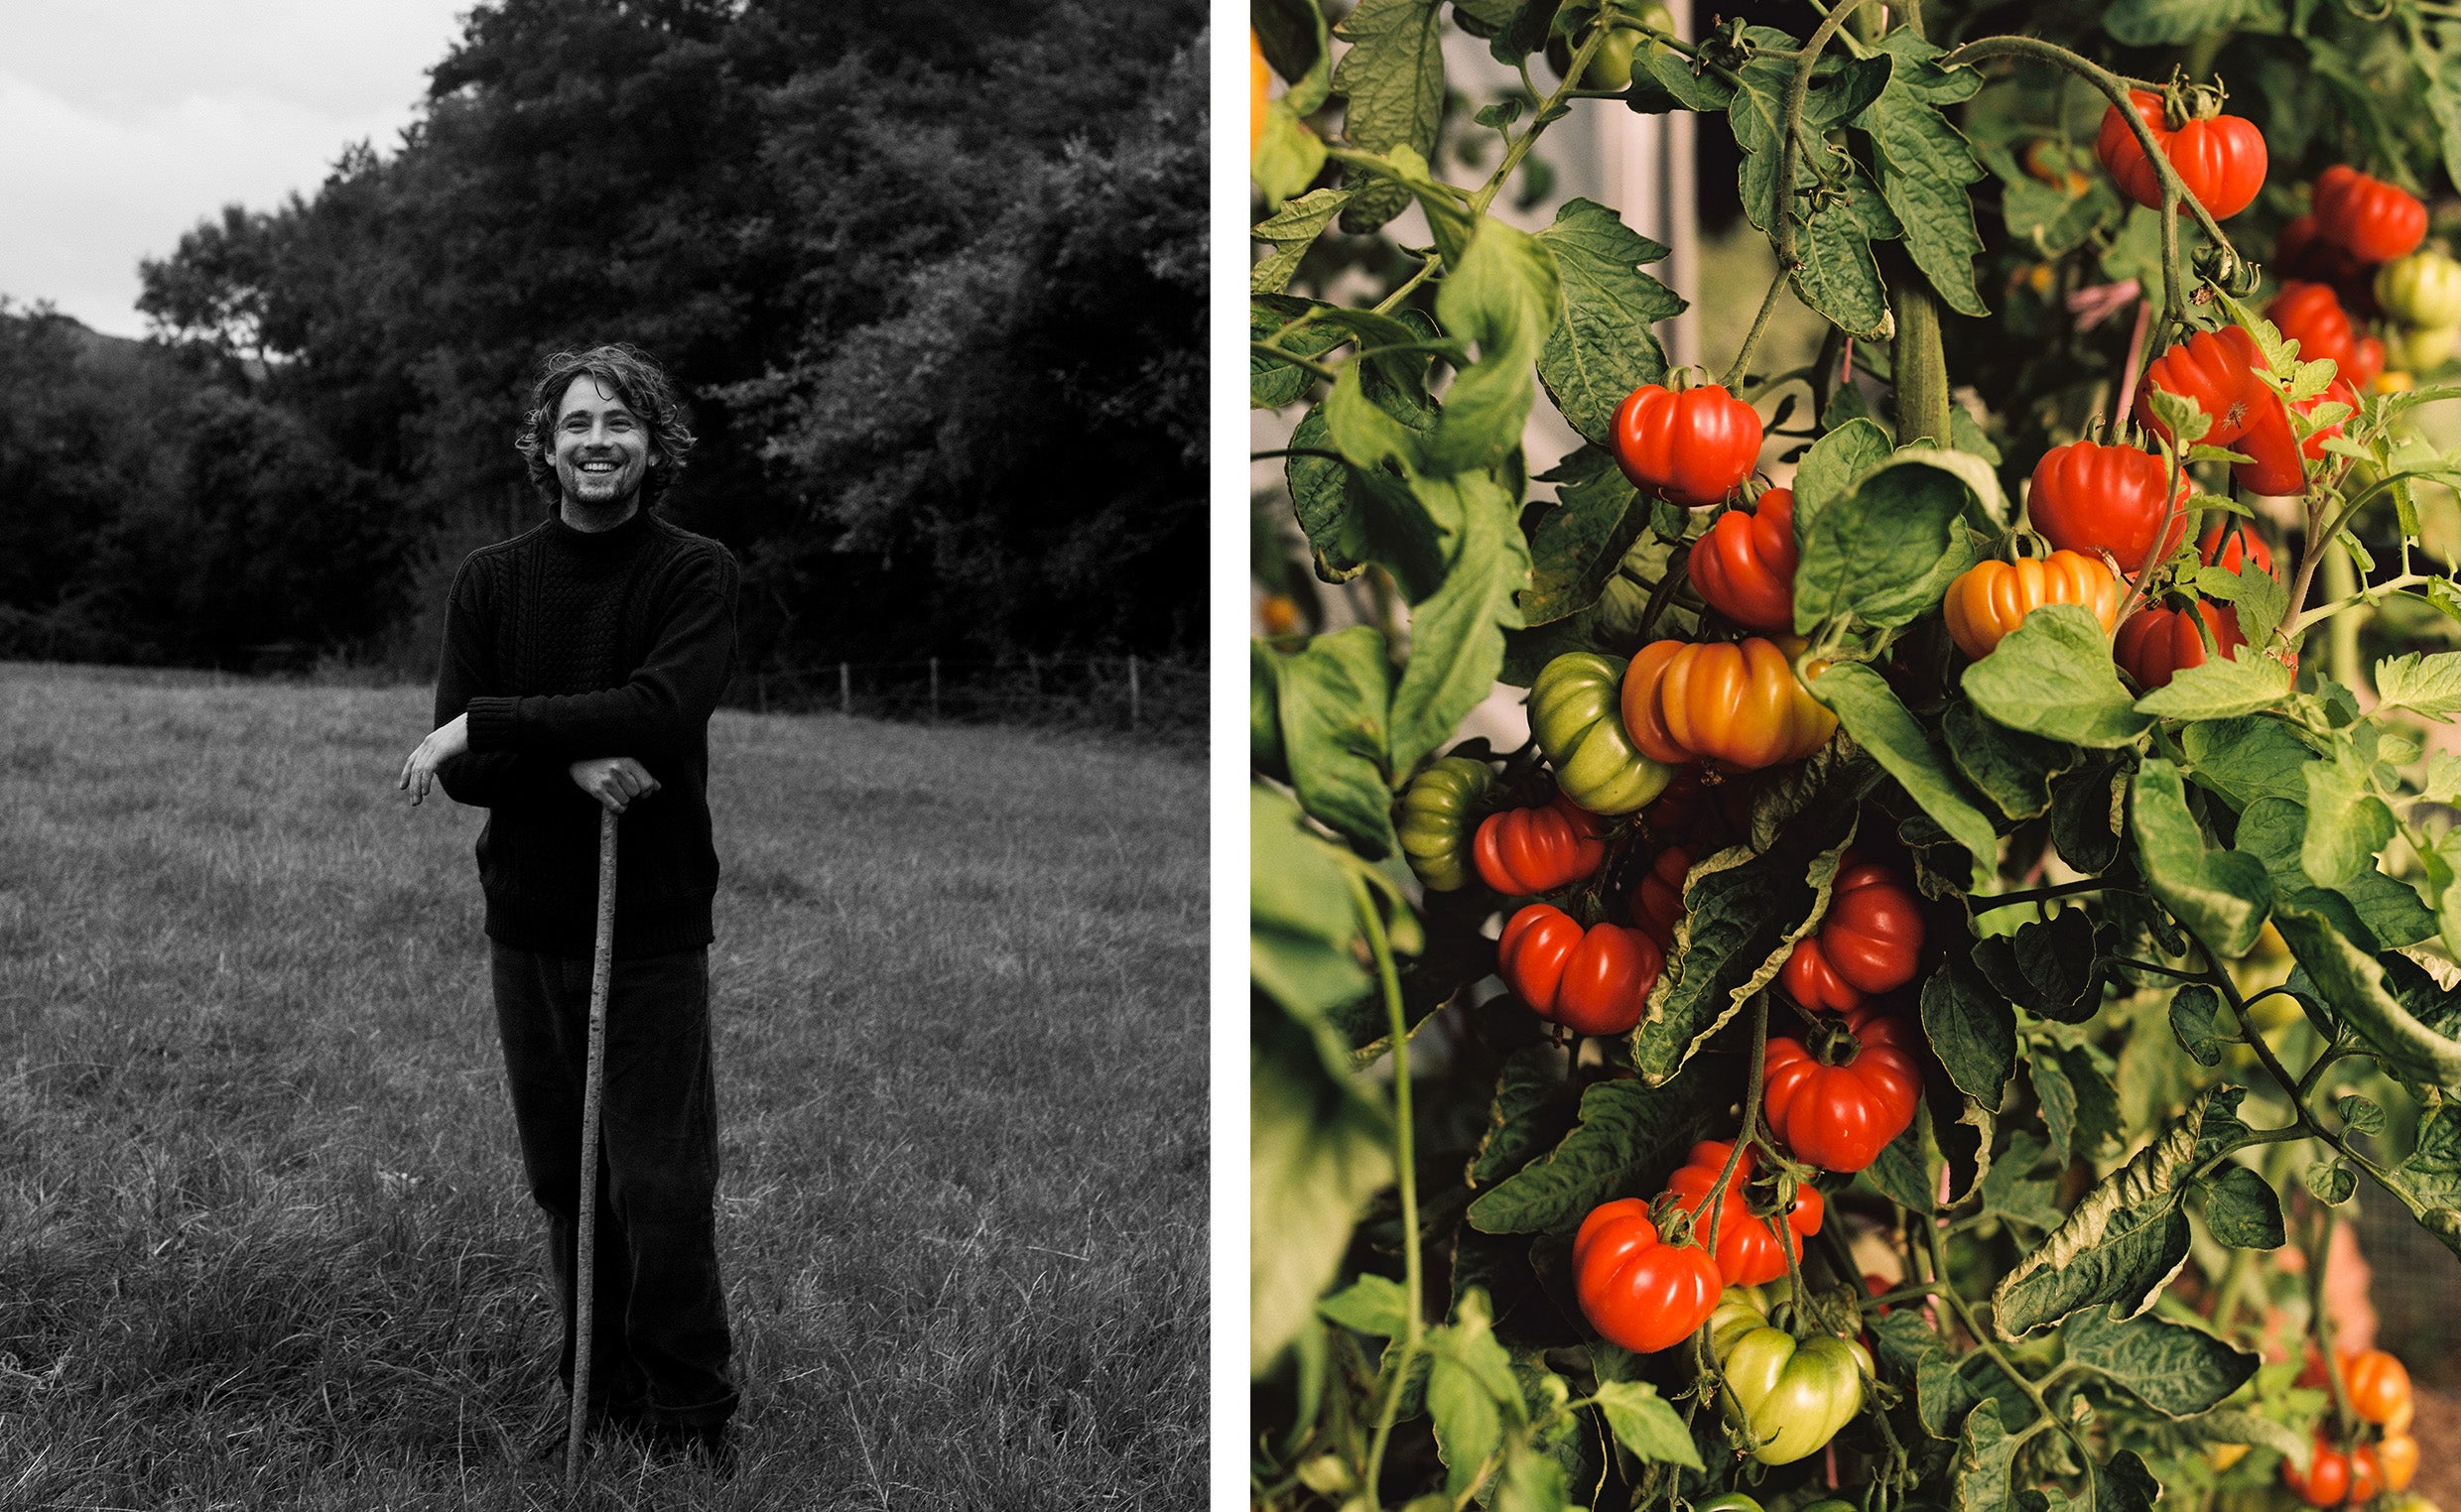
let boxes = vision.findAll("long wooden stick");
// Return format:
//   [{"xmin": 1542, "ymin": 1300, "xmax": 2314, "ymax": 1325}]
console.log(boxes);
[{"xmin": 566, "ymin": 807, "xmax": 618, "ymax": 1490}]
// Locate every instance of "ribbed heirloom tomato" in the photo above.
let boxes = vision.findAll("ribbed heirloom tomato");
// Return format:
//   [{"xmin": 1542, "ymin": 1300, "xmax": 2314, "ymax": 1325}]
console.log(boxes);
[
  {"xmin": 2235, "ymin": 374, "xmax": 2361, "ymax": 495},
  {"xmin": 2314, "ymin": 165, "xmax": 2428, "ymax": 263},
  {"xmin": 1763, "ymin": 1004, "xmax": 1923, "ymax": 1173},
  {"xmin": 2094, "ymin": 89, "xmax": 2267, "ymax": 219},
  {"xmin": 2201, "ymin": 516, "xmax": 2273, "ymax": 575},
  {"xmin": 1629, "ymin": 844, "xmax": 1690, "ymax": 950},
  {"xmin": 1781, "ymin": 859, "xmax": 1924, "ymax": 1010},
  {"xmin": 1630, "ymin": 636, "xmax": 1837, "ymax": 770},
  {"xmin": 1663, "ymin": 1139, "xmax": 1824, "ymax": 1286},
  {"xmin": 1474, "ymin": 793, "xmax": 1607, "ymax": 896},
  {"xmin": 1497, "ymin": 904, "xmax": 1664, "ymax": 1035},
  {"xmin": 1942, "ymin": 551, "xmax": 2121, "ymax": 661},
  {"xmin": 2137, "ymin": 324, "xmax": 2266, "ymax": 444},
  {"xmin": 1690, "ymin": 488, "xmax": 1799, "ymax": 631},
  {"xmin": 1611, "ymin": 381, "xmax": 1763, "ymax": 508},
  {"xmin": 1710, "ymin": 1280, "xmax": 1872, "ymax": 1465},
  {"xmin": 2379, "ymin": 249, "xmax": 2461, "ymax": 328},
  {"xmin": 1396, "ymin": 756, "xmax": 1497, "ymax": 892},
  {"xmin": 1529, "ymin": 652, "xmax": 1676, "ymax": 813},
  {"xmin": 2025, "ymin": 439, "xmax": 2189, "ymax": 571},
  {"xmin": 2114, "ymin": 599, "xmax": 2245, "ymax": 691},
  {"xmin": 1573, "ymin": 1198, "xmax": 1724, "ymax": 1353},
  {"xmin": 2267, "ymin": 282, "xmax": 2383, "ymax": 389}
]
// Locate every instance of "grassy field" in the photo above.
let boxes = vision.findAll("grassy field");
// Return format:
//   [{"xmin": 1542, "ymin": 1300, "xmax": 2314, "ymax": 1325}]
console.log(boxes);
[{"xmin": 0, "ymin": 662, "xmax": 1207, "ymax": 1510}]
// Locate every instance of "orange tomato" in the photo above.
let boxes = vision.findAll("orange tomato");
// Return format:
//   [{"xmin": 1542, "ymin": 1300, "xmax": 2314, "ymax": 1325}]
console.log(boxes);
[
  {"xmin": 1941, "ymin": 551, "xmax": 2120, "ymax": 661},
  {"xmin": 1250, "ymin": 31, "xmax": 1270, "ymax": 156},
  {"xmin": 1653, "ymin": 637, "xmax": 1837, "ymax": 771}
]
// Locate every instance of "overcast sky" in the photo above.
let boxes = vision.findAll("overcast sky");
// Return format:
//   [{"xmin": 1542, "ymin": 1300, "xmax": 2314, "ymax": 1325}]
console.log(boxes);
[{"xmin": 1, "ymin": 1, "xmax": 471, "ymax": 338}]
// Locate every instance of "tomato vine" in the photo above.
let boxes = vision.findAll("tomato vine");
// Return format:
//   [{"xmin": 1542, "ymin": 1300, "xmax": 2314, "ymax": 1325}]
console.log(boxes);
[{"xmin": 1254, "ymin": 0, "xmax": 2461, "ymax": 1507}]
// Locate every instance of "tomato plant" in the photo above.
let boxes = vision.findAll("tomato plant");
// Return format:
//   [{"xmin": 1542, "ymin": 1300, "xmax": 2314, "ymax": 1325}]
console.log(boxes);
[{"xmin": 1252, "ymin": 1, "xmax": 2461, "ymax": 1506}]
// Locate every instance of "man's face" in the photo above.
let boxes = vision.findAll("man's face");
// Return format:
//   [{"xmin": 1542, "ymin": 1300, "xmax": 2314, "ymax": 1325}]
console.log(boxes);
[{"xmin": 551, "ymin": 375, "xmax": 655, "ymax": 509}]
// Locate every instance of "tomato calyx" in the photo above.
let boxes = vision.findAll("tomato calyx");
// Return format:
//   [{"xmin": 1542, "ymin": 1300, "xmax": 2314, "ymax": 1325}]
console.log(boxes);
[{"xmin": 1803, "ymin": 1009, "xmax": 1866, "ymax": 1068}]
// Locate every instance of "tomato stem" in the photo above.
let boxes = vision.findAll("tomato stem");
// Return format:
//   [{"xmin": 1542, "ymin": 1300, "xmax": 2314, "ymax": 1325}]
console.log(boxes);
[
  {"xmin": 1351, "ymin": 873, "xmax": 1423, "ymax": 1510},
  {"xmin": 1771, "ymin": 0, "xmax": 1881, "ymax": 279},
  {"xmin": 2307, "ymin": 1200, "xmax": 2360, "ymax": 1443},
  {"xmin": 1721, "ymin": 268, "xmax": 1792, "ymax": 392},
  {"xmin": 1890, "ymin": 281, "xmax": 1954, "ymax": 448}
]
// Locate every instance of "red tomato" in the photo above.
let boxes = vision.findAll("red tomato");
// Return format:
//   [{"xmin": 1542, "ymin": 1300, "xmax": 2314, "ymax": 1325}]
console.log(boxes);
[
  {"xmin": 1497, "ymin": 904, "xmax": 1664, "ymax": 1036},
  {"xmin": 2267, "ymin": 282, "xmax": 2382, "ymax": 389},
  {"xmin": 1763, "ymin": 1004, "xmax": 1923, "ymax": 1173},
  {"xmin": 2234, "ymin": 375, "xmax": 2359, "ymax": 496},
  {"xmin": 1573, "ymin": 1197, "xmax": 1725, "ymax": 1353},
  {"xmin": 2282, "ymin": 1442, "xmax": 2352, "ymax": 1506},
  {"xmin": 2094, "ymin": 90, "xmax": 2267, "ymax": 219},
  {"xmin": 2344, "ymin": 1347, "xmax": 2413, "ymax": 1425},
  {"xmin": 1662, "ymin": 1139, "xmax": 1826, "ymax": 1287},
  {"xmin": 1781, "ymin": 859, "xmax": 1925, "ymax": 1011},
  {"xmin": 1691, "ymin": 487, "xmax": 1799, "ymax": 632},
  {"xmin": 1629, "ymin": 845, "xmax": 1691, "ymax": 951},
  {"xmin": 1474, "ymin": 792, "xmax": 1608, "ymax": 896},
  {"xmin": 2199, "ymin": 516, "xmax": 2273, "ymax": 575},
  {"xmin": 2136, "ymin": 324, "xmax": 2266, "ymax": 445},
  {"xmin": 1651, "ymin": 637, "xmax": 1837, "ymax": 772},
  {"xmin": 2025, "ymin": 439, "xmax": 2189, "ymax": 573},
  {"xmin": 1942, "ymin": 552, "xmax": 2122, "ymax": 662},
  {"xmin": 1612, "ymin": 383, "xmax": 1763, "ymax": 509},
  {"xmin": 2313, "ymin": 165, "xmax": 2428, "ymax": 263},
  {"xmin": 2114, "ymin": 599, "xmax": 2244, "ymax": 691}
]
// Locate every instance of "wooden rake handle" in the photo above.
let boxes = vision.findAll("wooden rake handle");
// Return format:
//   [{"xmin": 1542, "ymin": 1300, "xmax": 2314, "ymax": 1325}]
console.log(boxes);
[{"xmin": 567, "ymin": 806, "xmax": 618, "ymax": 1489}]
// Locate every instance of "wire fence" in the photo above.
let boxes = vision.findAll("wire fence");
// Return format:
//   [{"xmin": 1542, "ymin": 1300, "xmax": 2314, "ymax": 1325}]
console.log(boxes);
[{"xmin": 720, "ymin": 655, "xmax": 1204, "ymax": 744}]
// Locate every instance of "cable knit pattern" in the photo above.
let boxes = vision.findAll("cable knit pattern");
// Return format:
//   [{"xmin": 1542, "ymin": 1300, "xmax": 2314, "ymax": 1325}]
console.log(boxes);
[{"xmin": 434, "ymin": 507, "xmax": 738, "ymax": 958}]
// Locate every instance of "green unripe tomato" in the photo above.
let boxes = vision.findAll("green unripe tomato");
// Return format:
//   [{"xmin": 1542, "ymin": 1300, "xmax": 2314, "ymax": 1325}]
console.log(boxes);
[
  {"xmin": 1695, "ymin": 1497, "xmax": 1765, "ymax": 1512},
  {"xmin": 2377, "ymin": 250, "xmax": 2461, "ymax": 329},
  {"xmin": 2384, "ymin": 322, "xmax": 2459, "ymax": 374},
  {"xmin": 1527, "ymin": 652, "xmax": 1674, "ymax": 814},
  {"xmin": 1396, "ymin": 756, "xmax": 1497, "ymax": 892},
  {"xmin": 1251, "ymin": 642, "xmax": 1288, "ymax": 782},
  {"xmin": 1545, "ymin": 1, "xmax": 1672, "ymax": 91},
  {"xmin": 1709, "ymin": 1281, "xmax": 1870, "ymax": 1466}
]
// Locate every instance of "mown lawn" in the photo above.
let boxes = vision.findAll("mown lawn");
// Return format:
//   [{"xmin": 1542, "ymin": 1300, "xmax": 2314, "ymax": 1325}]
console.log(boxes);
[{"xmin": 0, "ymin": 663, "xmax": 1207, "ymax": 1510}]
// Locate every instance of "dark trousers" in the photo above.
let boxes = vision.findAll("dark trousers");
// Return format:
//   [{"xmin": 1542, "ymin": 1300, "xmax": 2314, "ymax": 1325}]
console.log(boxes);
[{"xmin": 490, "ymin": 942, "xmax": 737, "ymax": 1429}]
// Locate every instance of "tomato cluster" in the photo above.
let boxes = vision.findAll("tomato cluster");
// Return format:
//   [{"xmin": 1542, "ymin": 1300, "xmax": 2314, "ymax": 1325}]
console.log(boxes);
[
  {"xmin": 2113, "ymin": 519, "xmax": 2285, "ymax": 691},
  {"xmin": 2275, "ymin": 165, "xmax": 2450, "ymax": 389},
  {"xmin": 2136, "ymin": 319, "xmax": 2361, "ymax": 497},
  {"xmin": 1942, "ymin": 550, "xmax": 2121, "ymax": 661},
  {"xmin": 2093, "ymin": 89, "xmax": 2267, "ymax": 220},
  {"xmin": 1708, "ymin": 1281, "xmax": 1871, "ymax": 1466}
]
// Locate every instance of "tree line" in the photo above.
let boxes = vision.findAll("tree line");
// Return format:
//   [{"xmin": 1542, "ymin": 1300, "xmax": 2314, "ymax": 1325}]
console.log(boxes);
[{"xmin": 0, "ymin": 0, "xmax": 1206, "ymax": 674}]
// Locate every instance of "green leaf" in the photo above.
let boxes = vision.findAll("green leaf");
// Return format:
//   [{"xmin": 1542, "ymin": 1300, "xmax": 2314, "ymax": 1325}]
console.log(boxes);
[
  {"xmin": 2376, "ymin": 1101, "xmax": 2461, "ymax": 1260},
  {"xmin": 1519, "ymin": 465, "xmax": 1645, "ymax": 625},
  {"xmin": 2419, "ymin": 38, "xmax": 2461, "ymax": 195},
  {"xmin": 1253, "ymin": 989, "xmax": 1396, "ymax": 1373},
  {"xmin": 1811, "ymin": 664, "xmax": 1999, "ymax": 872},
  {"xmin": 2050, "ymin": 761, "xmax": 2127, "ymax": 874},
  {"xmin": 1792, "ymin": 417, "xmax": 1894, "ymax": 523},
  {"xmin": 2338, "ymin": 1093, "xmax": 2387, "ymax": 1136},
  {"xmin": 2168, "ymin": 982, "xmax": 2225, "ymax": 1068},
  {"xmin": 1867, "ymin": 1117, "xmax": 1936, "ymax": 1213},
  {"xmin": 1466, "ymin": 1076, "xmax": 1726, "ymax": 1234},
  {"xmin": 2271, "ymin": 904, "xmax": 2461, "ymax": 1084},
  {"xmin": 2003, "ymin": 176, "xmax": 2121, "ymax": 259},
  {"xmin": 2235, "ymin": 797, "xmax": 2434, "ymax": 951},
  {"xmin": 2300, "ymin": 742, "xmax": 2397, "ymax": 889},
  {"xmin": 1790, "ymin": 162, "xmax": 1902, "ymax": 338},
  {"xmin": 1965, "ymin": 605, "xmax": 2150, "ymax": 748},
  {"xmin": 1319, "ymin": 1274, "xmax": 1411, "ymax": 1335},
  {"xmin": 2197, "ymin": 1164, "xmax": 2285, "ymax": 1249},
  {"xmin": 2180, "ymin": 714, "xmax": 2317, "ymax": 812},
  {"xmin": 1972, "ymin": 911, "xmax": 2103, "ymax": 1023},
  {"xmin": 1952, "ymin": 1399, "xmax": 2019, "ymax": 1512},
  {"xmin": 1976, "ymin": 1130, "xmax": 2065, "ymax": 1231},
  {"xmin": 2197, "ymin": 1410, "xmax": 2315, "ymax": 1475},
  {"xmin": 1252, "ymin": 189, "xmax": 1354, "ymax": 295},
  {"xmin": 2061, "ymin": 1306, "xmax": 2259, "ymax": 1417},
  {"xmin": 1252, "ymin": 295, "xmax": 1348, "ymax": 411},
  {"xmin": 1991, "ymin": 1087, "xmax": 2251, "ymax": 1340},
  {"xmin": 1331, "ymin": 0, "xmax": 1447, "ymax": 233},
  {"xmin": 2104, "ymin": 0, "xmax": 2283, "ymax": 46},
  {"xmin": 2131, "ymin": 759, "xmax": 2271, "ymax": 958},
  {"xmin": 1252, "ymin": 103, "xmax": 1332, "ymax": 211},
  {"xmin": 1792, "ymin": 457, "xmax": 1973, "ymax": 633},
  {"xmin": 1427, "ymin": 219, "xmax": 1562, "ymax": 477},
  {"xmin": 1592, "ymin": 1380, "xmax": 1705, "ymax": 1469},
  {"xmin": 1255, "ymin": 0, "xmax": 1334, "ymax": 114},
  {"xmin": 1858, "ymin": 34, "xmax": 1989, "ymax": 318},
  {"xmin": 2133, "ymin": 652, "xmax": 2295, "ymax": 720},
  {"xmin": 2231, "ymin": 558, "xmax": 2288, "ymax": 650},
  {"xmin": 1388, "ymin": 474, "xmax": 1530, "ymax": 777},
  {"xmin": 1493, "ymin": 1441, "xmax": 1572, "ymax": 1512},
  {"xmin": 1470, "ymin": 1045, "xmax": 1580, "ymax": 1188},
  {"xmin": 1428, "ymin": 1354, "xmax": 1504, "ymax": 1496},
  {"xmin": 1922, "ymin": 957, "xmax": 2017, "ymax": 1111},
  {"xmin": 1943, "ymin": 699, "xmax": 2077, "ymax": 821},
  {"xmin": 1273, "ymin": 628, "xmax": 1399, "ymax": 856},
  {"xmin": 1533, "ymin": 198, "xmax": 1683, "ymax": 445},
  {"xmin": 2304, "ymin": 1159, "xmax": 2357, "ymax": 1205},
  {"xmin": 1252, "ymin": 784, "xmax": 1408, "ymax": 1019},
  {"xmin": 1288, "ymin": 398, "xmax": 1447, "ymax": 597},
  {"xmin": 2376, "ymin": 650, "xmax": 2461, "ymax": 717}
]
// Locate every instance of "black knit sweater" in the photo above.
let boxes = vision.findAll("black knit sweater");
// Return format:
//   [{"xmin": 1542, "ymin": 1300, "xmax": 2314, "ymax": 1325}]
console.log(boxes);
[{"xmin": 433, "ymin": 507, "xmax": 739, "ymax": 959}]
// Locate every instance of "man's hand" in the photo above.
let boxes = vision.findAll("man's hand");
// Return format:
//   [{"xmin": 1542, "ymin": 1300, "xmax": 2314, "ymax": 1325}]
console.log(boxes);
[
  {"xmin": 399, "ymin": 713, "xmax": 471, "ymax": 807},
  {"xmin": 568, "ymin": 756, "xmax": 660, "ymax": 814}
]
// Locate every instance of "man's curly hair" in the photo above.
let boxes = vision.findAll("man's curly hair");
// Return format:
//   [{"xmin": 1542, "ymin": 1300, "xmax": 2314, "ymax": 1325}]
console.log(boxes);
[{"xmin": 514, "ymin": 343, "xmax": 697, "ymax": 507}]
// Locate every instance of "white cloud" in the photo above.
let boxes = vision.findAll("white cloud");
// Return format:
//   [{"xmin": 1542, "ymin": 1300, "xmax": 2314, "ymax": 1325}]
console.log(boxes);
[{"xmin": 0, "ymin": 1, "xmax": 466, "ymax": 337}]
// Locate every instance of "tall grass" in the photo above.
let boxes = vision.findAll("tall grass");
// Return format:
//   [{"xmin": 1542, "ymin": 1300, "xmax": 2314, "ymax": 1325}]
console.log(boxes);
[{"xmin": 0, "ymin": 663, "xmax": 1206, "ymax": 1510}]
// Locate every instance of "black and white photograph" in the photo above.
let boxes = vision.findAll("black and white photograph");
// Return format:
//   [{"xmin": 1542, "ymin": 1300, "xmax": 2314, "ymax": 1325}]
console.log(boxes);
[{"xmin": 0, "ymin": 2, "xmax": 1208, "ymax": 1505}]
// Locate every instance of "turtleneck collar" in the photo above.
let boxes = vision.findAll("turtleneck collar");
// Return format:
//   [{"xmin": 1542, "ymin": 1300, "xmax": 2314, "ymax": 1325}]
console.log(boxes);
[{"xmin": 548, "ymin": 502, "xmax": 656, "ymax": 556}]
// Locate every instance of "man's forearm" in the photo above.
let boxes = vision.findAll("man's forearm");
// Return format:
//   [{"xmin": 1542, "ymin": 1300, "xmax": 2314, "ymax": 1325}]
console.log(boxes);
[{"xmin": 462, "ymin": 588, "xmax": 732, "ymax": 765}]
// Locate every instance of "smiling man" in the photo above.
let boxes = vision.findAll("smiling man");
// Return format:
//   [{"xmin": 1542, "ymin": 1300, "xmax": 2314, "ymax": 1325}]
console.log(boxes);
[{"xmin": 397, "ymin": 343, "xmax": 741, "ymax": 1470}]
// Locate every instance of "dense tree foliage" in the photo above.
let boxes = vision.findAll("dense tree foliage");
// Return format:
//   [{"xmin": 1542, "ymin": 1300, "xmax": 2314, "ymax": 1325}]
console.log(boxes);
[{"xmin": 0, "ymin": 0, "xmax": 1204, "ymax": 671}]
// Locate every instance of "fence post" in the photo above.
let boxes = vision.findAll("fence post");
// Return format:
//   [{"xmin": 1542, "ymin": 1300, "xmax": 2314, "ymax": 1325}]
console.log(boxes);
[
  {"xmin": 929, "ymin": 658, "xmax": 940, "ymax": 722},
  {"xmin": 839, "ymin": 662, "xmax": 850, "ymax": 717},
  {"xmin": 1128, "ymin": 654, "xmax": 1140, "ymax": 730}
]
